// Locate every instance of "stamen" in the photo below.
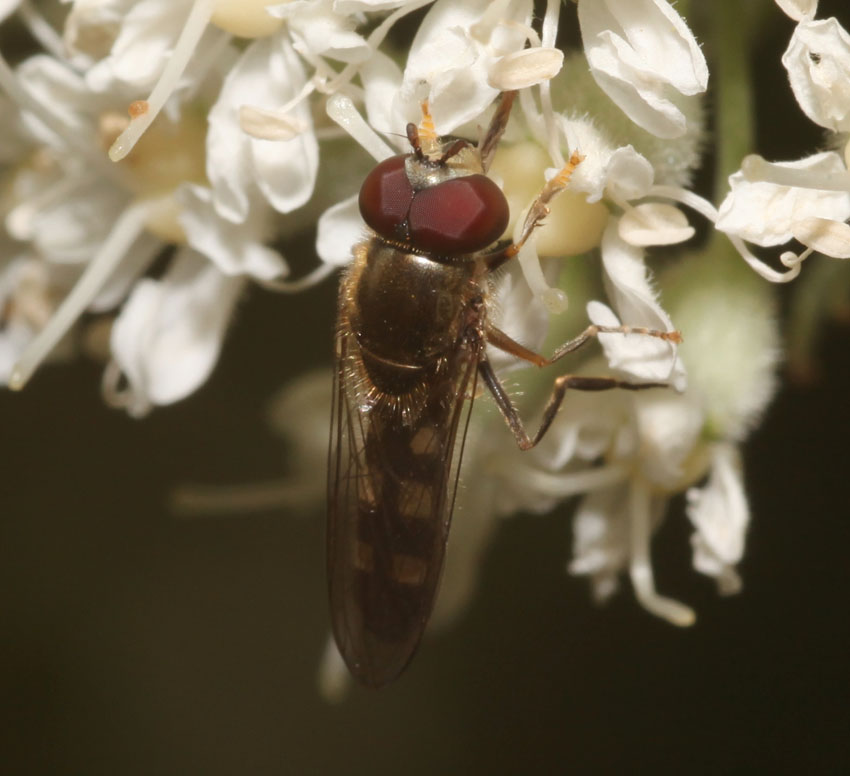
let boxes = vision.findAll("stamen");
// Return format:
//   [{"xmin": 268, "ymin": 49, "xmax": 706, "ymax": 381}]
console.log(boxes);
[
  {"xmin": 326, "ymin": 93, "xmax": 394, "ymax": 162},
  {"xmin": 259, "ymin": 262, "xmax": 337, "ymax": 293},
  {"xmin": 177, "ymin": 26, "xmax": 233, "ymax": 104},
  {"xmin": 108, "ymin": 0, "xmax": 216, "ymax": 162},
  {"xmin": 518, "ymin": 84, "xmax": 547, "ymax": 150},
  {"xmin": 8, "ymin": 199, "xmax": 153, "ymax": 390},
  {"xmin": 649, "ymin": 184, "xmax": 803, "ymax": 283},
  {"xmin": 730, "ymin": 234, "xmax": 803, "ymax": 283},
  {"xmin": 741, "ymin": 154, "xmax": 850, "ymax": 192},
  {"xmin": 628, "ymin": 479, "xmax": 696, "ymax": 627},
  {"xmin": 470, "ymin": 0, "xmax": 513, "ymax": 42},
  {"xmin": 254, "ymin": 78, "xmax": 316, "ymax": 127},
  {"xmin": 517, "ymin": 240, "xmax": 568, "ymax": 314},
  {"xmin": 780, "ymin": 247, "xmax": 814, "ymax": 268},
  {"xmin": 321, "ymin": 0, "xmax": 434, "ymax": 97},
  {"xmin": 540, "ymin": 0, "xmax": 565, "ymax": 167},
  {"xmin": 511, "ymin": 463, "xmax": 630, "ymax": 499}
]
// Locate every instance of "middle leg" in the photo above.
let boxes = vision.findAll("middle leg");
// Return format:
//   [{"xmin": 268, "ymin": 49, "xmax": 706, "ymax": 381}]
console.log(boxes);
[{"xmin": 478, "ymin": 355, "xmax": 667, "ymax": 452}]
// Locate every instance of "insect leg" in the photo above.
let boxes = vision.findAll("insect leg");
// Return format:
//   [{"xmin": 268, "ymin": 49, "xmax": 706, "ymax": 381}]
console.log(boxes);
[
  {"xmin": 486, "ymin": 323, "xmax": 681, "ymax": 369},
  {"xmin": 478, "ymin": 356, "xmax": 666, "ymax": 452},
  {"xmin": 479, "ymin": 91, "xmax": 518, "ymax": 173},
  {"xmin": 484, "ymin": 151, "xmax": 584, "ymax": 272}
]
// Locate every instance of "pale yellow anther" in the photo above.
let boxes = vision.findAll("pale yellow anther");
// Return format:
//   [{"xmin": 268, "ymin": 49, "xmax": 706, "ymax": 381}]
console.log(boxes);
[{"xmin": 210, "ymin": 0, "xmax": 283, "ymax": 38}]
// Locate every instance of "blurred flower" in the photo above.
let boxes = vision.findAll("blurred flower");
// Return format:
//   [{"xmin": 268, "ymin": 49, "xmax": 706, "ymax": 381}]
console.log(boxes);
[
  {"xmin": 0, "ymin": 0, "xmax": 842, "ymax": 693},
  {"xmin": 716, "ymin": 9, "xmax": 850, "ymax": 275}
]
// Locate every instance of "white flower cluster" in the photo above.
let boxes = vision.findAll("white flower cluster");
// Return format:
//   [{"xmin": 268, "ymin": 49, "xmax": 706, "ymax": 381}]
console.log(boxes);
[
  {"xmin": 717, "ymin": 0, "xmax": 850, "ymax": 273},
  {"xmin": 0, "ymin": 0, "xmax": 846, "ymax": 691}
]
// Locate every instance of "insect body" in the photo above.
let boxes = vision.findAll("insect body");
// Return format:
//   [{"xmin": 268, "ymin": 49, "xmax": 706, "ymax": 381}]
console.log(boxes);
[{"xmin": 329, "ymin": 93, "xmax": 678, "ymax": 687}]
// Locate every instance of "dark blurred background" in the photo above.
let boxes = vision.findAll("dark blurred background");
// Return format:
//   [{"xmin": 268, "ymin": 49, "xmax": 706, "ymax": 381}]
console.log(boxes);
[{"xmin": 2, "ymin": 3, "xmax": 849, "ymax": 774}]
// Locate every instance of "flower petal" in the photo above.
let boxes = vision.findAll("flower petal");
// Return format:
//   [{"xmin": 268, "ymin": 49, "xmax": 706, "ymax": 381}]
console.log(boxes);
[
  {"xmin": 591, "ymin": 223, "xmax": 684, "ymax": 386},
  {"xmin": 791, "ymin": 216, "xmax": 850, "ymax": 258},
  {"xmin": 206, "ymin": 35, "xmax": 318, "ymax": 222},
  {"xmin": 398, "ymin": 0, "xmax": 532, "ymax": 133},
  {"xmin": 316, "ymin": 196, "xmax": 364, "ymax": 266},
  {"xmin": 360, "ymin": 49, "xmax": 407, "ymax": 146},
  {"xmin": 273, "ymin": 0, "xmax": 370, "ymax": 63},
  {"xmin": 773, "ymin": 0, "xmax": 818, "ymax": 22},
  {"xmin": 178, "ymin": 184, "xmax": 288, "ymax": 280},
  {"xmin": 578, "ymin": 0, "xmax": 707, "ymax": 138},
  {"xmin": 686, "ymin": 443, "xmax": 749, "ymax": 595},
  {"xmin": 110, "ymin": 249, "xmax": 244, "ymax": 416},
  {"xmin": 716, "ymin": 152, "xmax": 850, "ymax": 247},
  {"xmin": 569, "ymin": 484, "xmax": 630, "ymax": 602},
  {"xmin": 604, "ymin": 145, "xmax": 654, "ymax": 200},
  {"xmin": 782, "ymin": 17, "xmax": 850, "ymax": 132}
]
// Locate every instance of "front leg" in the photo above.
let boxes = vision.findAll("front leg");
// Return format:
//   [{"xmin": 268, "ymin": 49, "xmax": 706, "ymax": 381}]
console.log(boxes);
[
  {"xmin": 485, "ymin": 322, "xmax": 681, "ymax": 369},
  {"xmin": 485, "ymin": 150, "xmax": 585, "ymax": 272}
]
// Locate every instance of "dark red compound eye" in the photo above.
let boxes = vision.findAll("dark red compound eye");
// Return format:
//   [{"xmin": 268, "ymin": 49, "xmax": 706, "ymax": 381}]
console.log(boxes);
[
  {"xmin": 358, "ymin": 155, "xmax": 414, "ymax": 241},
  {"xmin": 408, "ymin": 175, "xmax": 509, "ymax": 255}
]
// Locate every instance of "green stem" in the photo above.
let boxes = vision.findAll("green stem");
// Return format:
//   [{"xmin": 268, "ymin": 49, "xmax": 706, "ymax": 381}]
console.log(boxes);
[{"xmin": 710, "ymin": 0, "xmax": 757, "ymax": 204}]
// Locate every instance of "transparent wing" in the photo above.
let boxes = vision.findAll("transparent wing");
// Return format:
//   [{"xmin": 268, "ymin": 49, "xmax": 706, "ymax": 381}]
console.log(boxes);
[{"xmin": 327, "ymin": 325, "xmax": 479, "ymax": 687}]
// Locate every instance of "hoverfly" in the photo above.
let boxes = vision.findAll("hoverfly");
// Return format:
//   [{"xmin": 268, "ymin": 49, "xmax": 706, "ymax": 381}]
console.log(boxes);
[{"xmin": 329, "ymin": 91, "xmax": 679, "ymax": 687}]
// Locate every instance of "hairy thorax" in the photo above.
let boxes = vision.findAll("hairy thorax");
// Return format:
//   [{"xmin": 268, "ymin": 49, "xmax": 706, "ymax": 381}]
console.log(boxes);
[{"xmin": 340, "ymin": 240, "xmax": 485, "ymax": 409}]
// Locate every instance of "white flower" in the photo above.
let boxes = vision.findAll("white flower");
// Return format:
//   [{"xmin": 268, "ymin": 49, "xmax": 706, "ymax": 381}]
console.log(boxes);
[
  {"xmin": 577, "ymin": 0, "xmax": 708, "ymax": 139},
  {"xmin": 0, "ymin": 47, "xmax": 291, "ymax": 396},
  {"xmin": 489, "ymin": 245, "xmax": 780, "ymax": 624},
  {"xmin": 716, "ymin": 153, "xmax": 850, "ymax": 258},
  {"xmin": 315, "ymin": 195, "xmax": 364, "ymax": 267},
  {"xmin": 177, "ymin": 184, "xmax": 287, "ymax": 280},
  {"xmin": 589, "ymin": 223, "xmax": 684, "ymax": 387},
  {"xmin": 558, "ymin": 122, "xmax": 655, "ymax": 204},
  {"xmin": 80, "ymin": 0, "xmax": 216, "ymax": 93},
  {"xmin": 554, "ymin": 117, "xmax": 698, "ymax": 251},
  {"xmin": 268, "ymin": 0, "xmax": 370, "ymax": 63},
  {"xmin": 62, "ymin": 0, "xmax": 137, "ymax": 65},
  {"xmin": 782, "ymin": 17, "xmax": 850, "ymax": 132},
  {"xmin": 108, "ymin": 249, "xmax": 244, "ymax": 417},
  {"xmin": 205, "ymin": 34, "xmax": 318, "ymax": 223},
  {"xmin": 396, "ymin": 0, "xmax": 533, "ymax": 133},
  {"xmin": 707, "ymin": 12, "xmax": 850, "ymax": 275},
  {"xmin": 0, "ymin": 256, "xmax": 72, "ymax": 384},
  {"xmin": 687, "ymin": 443, "xmax": 748, "ymax": 596}
]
